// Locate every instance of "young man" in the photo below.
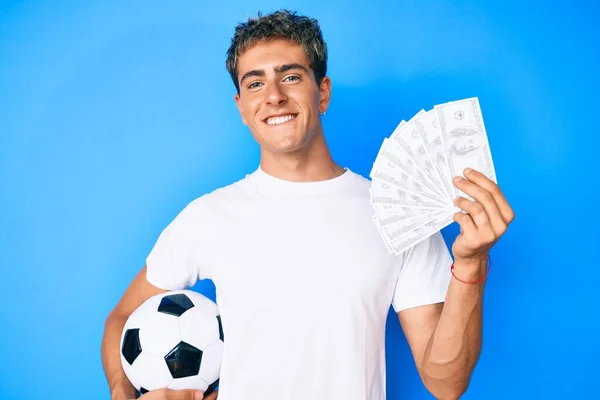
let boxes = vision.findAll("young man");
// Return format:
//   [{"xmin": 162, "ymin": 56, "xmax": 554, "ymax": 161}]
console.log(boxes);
[{"xmin": 101, "ymin": 10, "xmax": 514, "ymax": 400}]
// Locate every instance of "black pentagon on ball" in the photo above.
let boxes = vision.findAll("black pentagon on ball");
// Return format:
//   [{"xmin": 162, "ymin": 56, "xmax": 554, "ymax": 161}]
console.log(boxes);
[
  {"xmin": 122, "ymin": 328, "xmax": 142, "ymax": 365},
  {"xmin": 158, "ymin": 293, "xmax": 195, "ymax": 317},
  {"xmin": 164, "ymin": 341, "xmax": 203, "ymax": 379},
  {"xmin": 134, "ymin": 387, "xmax": 149, "ymax": 398}
]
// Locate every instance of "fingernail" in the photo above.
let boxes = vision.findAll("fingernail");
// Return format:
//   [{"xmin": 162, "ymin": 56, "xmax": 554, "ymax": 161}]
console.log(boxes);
[
  {"xmin": 464, "ymin": 167, "xmax": 472, "ymax": 174},
  {"xmin": 453, "ymin": 176, "xmax": 462, "ymax": 182}
]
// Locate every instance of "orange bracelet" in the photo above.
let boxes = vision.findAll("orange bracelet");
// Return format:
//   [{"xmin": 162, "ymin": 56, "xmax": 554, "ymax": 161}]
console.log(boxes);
[{"xmin": 450, "ymin": 255, "xmax": 491, "ymax": 284}]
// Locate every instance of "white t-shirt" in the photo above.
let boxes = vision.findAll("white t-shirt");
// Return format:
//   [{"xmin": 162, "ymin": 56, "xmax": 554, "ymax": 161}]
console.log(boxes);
[{"xmin": 145, "ymin": 166, "xmax": 453, "ymax": 400}]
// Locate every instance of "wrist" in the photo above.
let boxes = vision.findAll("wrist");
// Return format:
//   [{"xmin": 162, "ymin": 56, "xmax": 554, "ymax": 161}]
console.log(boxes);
[
  {"xmin": 111, "ymin": 392, "xmax": 136, "ymax": 400},
  {"xmin": 110, "ymin": 382, "xmax": 137, "ymax": 400},
  {"xmin": 451, "ymin": 256, "xmax": 490, "ymax": 283}
]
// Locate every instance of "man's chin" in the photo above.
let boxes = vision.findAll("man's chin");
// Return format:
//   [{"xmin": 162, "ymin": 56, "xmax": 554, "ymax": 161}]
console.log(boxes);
[
  {"xmin": 262, "ymin": 141, "xmax": 307, "ymax": 154},
  {"xmin": 257, "ymin": 130, "xmax": 318, "ymax": 154}
]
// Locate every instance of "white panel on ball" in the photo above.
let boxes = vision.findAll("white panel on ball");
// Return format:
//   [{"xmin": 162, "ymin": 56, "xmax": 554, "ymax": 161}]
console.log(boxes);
[
  {"xmin": 121, "ymin": 292, "xmax": 163, "ymax": 340},
  {"xmin": 167, "ymin": 373, "xmax": 210, "ymax": 392},
  {"xmin": 178, "ymin": 306, "xmax": 220, "ymax": 350},
  {"xmin": 198, "ymin": 339, "xmax": 224, "ymax": 386},
  {"xmin": 137, "ymin": 311, "xmax": 182, "ymax": 357},
  {"xmin": 120, "ymin": 352, "xmax": 139, "ymax": 391},
  {"xmin": 127, "ymin": 352, "xmax": 173, "ymax": 392}
]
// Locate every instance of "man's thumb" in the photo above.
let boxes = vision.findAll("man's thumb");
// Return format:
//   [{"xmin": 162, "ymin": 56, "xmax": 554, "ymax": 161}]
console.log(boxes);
[
  {"xmin": 189, "ymin": 389, "xmax": 204, "ymax": 400},
  {"xmin": 166, "ymin": 389, "xmax": 203, "ymax": 400}
]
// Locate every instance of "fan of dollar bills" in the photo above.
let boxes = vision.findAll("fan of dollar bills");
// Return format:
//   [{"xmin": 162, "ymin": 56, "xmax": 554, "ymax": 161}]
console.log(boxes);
[{"xmin": 369, "ymin": 97, "xmax": 496, "ymax": 255}]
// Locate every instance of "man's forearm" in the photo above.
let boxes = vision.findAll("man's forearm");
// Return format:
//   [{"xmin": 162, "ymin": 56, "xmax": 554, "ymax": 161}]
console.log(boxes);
[
  {"xmin": 102, "ymin": 311, "xmax": 137, "ymax": 400},
  {"xmin": 422, "ymin": 257, "xmax": 487, "ymax": 399}
]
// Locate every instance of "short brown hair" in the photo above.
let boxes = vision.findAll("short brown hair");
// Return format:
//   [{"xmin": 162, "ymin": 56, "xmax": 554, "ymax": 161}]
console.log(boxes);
[{"xmin": 225, "ymin": 9, "xmax": 328, "ymax": 93}]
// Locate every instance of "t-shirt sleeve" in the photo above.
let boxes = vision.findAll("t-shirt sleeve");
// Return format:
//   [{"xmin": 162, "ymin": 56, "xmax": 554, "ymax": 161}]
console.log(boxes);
[
  {"xmin": 145, "ymin": 198, "xmax": 213, "ymax": 290},
  {"xmin": 391, "ymin": 231, "xmax": 453, "ymax": 312}
]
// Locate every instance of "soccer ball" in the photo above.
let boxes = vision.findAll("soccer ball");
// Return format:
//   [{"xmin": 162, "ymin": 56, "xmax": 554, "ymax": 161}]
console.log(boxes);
[{"xmin": 120, "ymin": 290, "xmax": 224, "ymax": 396}]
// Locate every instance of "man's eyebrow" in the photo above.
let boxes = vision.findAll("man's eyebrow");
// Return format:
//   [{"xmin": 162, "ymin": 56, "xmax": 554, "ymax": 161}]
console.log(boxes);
[
  {"xmin": 274, "ymin": 63, "xmax": 309, "ymax": 75},
  {"xmin": 239, "ymin": 63, "xmax": 309, "ymax": 86},
  {"xmin": 239, "ymin": 69, "xmax": 265, "ymax": 86}
]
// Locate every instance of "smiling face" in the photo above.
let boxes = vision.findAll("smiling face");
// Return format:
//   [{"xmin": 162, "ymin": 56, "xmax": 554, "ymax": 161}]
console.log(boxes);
[{"xmin": 234, "ymin": 39, "xmax": 331, "ymax": 154}]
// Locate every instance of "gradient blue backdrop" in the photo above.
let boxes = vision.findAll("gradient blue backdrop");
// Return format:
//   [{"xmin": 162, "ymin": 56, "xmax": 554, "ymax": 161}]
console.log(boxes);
[{"xmin": 1, "ymin": 1, "xmax": 598, "ymax": 399}]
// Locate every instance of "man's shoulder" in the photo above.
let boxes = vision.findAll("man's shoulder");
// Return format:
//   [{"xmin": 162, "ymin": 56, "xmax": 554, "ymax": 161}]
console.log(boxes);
[
  {"xmin": 342, "ymin": 169, "xmax": 373, "ymax": 197},
  {"xmin": 184, "ymin": 172, "xmax": 254, "ymax": 212},
  {"xmin": 347, "ymin": 169, "xmax": 371, "ymax": 187}
]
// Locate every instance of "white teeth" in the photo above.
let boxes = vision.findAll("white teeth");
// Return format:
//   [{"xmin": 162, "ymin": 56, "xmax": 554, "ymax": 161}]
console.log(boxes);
[{"xmin": 266, "ymin": 114, "xmax": 295, "ymax": 125}]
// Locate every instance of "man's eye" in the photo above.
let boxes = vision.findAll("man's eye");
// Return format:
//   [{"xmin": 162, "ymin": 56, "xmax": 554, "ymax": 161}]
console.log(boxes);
[
  {"xmin": 284, "ymin": 75, "xmax": 299, "ymax": 82},
  {"xmin": 248, "ymin": 82, "xmax": 262, "ymax": 89}
]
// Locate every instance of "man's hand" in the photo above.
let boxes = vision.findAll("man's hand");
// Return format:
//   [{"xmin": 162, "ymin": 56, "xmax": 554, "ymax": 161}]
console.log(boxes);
[
  {"xmin": 451, "ymin": 168, "xmax": 515, "ymax": 271},
  {"xmin": 137, "ymin": 388, "xmax": 218, "ymax": 400}
]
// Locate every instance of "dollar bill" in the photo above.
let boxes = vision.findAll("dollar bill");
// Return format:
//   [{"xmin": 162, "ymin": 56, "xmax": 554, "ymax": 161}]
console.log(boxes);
[
  {"xmin": 369, "ymin": 177, "xmax": 447, "ymax": 211},
  {"xmin": 370, "ymin": 96, "xmax": 496, "ymax": 255},
  {"xmin": 370, "ymin": 136, "xmax": 452, "ymax": 207},
  {"xmin": 371, "ymin": 201, "xmax": 444, "ymax": 226},
  {"xmin": 386, "ymin": 123, "xmax": 445, "ymax": 200},
  {"xmin": 413, "ymin": 109, "xmax": 455, "ymax": 200},
  {"xmin": 390, "ymin": 111, "xmax": 450, "ymax": 201},
  {"xmin": 369, "ymin": 143, "xmax": 449, "ymax": 208},
  {"xmin": 389, "ymin": 209, "xmax": 455, "ymax": 255},
  {"xmin": 377, "ymin": 209, "xmax": 449, "ymax": 245},
  {"xmin": 371, "ymin": 216, "xmax": 395, "ymax": 254},
  {"xmin": 435, "ymin": 97, "xmax": 497, "ymax": 199}
]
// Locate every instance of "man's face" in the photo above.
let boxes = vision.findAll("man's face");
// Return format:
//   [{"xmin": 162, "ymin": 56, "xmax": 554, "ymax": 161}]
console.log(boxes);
[{"xmin": 234, "ymin": 39, "xmax": 331, "ymax": 154}]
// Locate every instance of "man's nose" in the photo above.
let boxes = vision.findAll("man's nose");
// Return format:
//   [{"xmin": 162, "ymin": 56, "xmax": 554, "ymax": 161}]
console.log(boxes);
[{"xmin": 265, "ymin": 83, "xmax": 287, "ymax": 106}]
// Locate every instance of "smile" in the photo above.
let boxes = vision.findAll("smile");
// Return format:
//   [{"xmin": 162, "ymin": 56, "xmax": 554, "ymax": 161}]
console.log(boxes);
[{"xmin": 264, "ymin": 114, "xmax": 297, "ymax": 126}]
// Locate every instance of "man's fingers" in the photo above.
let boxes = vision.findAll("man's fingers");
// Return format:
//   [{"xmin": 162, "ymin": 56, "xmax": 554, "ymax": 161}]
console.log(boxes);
[
  {"xmin": 173, "ymin": 389, "xmax": 203, "ymax": 400},
  {"xmin": 453, "ymin": 175, "xmax": 506, "ymax": 236},
  {"xmin": 453, "ymin": 196, "xmax": 492, "ymax": 233},
  {"xmin": 462, "ymin": 168, "xmax": 515, "ymax": 224},
  {"xmin": 139, "ymin": 388, "xmax": 203, "ymax": 400},
  {"xmin": 453, "ymin": 210, "xmax": 476, "ymax": 235}
]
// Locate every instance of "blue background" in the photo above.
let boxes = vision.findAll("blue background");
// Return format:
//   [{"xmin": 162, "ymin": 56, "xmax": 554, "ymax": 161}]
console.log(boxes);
[{"xmin": 1, "ymin": 0, "xmax": 598, "ymax": 399}]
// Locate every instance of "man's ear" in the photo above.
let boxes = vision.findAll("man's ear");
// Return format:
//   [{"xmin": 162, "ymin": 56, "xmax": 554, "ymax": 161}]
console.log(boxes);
[
  {"xmin": 318, "ymin": 76, "xmax": 332, "ymax": 115},
  {"xmin": 234, "ymin": 93, "xmax": 248, "ymax": 126}
]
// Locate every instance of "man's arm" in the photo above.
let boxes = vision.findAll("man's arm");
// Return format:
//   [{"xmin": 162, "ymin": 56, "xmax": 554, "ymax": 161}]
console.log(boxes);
[
  {"xmin": 101, "ymin": 266, "xmax": 168, "ymax": 399},
  {"xmin": 102, "ymin": 266, "xmax": 218, "ymax": 400},
  {"xmin": 399, "ymin": 168, "xmax": 514, "ymax": 399},
  {"xmin": 398, "ymin": 258, "xmax": 486, "ymax": 400}
]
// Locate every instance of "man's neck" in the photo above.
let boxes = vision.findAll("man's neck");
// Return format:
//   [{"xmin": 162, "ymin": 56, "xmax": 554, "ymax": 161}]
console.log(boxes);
[{"xmin": 259, "ymin": 133, "xmax": 344, "ymax": 182}]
